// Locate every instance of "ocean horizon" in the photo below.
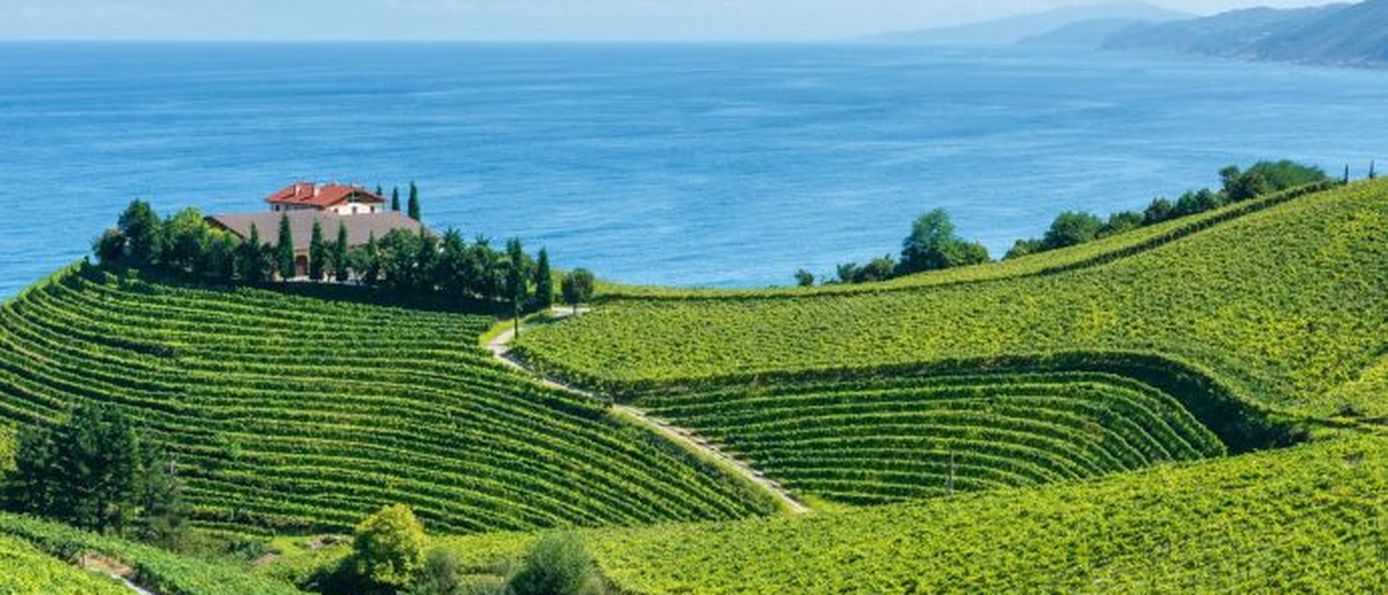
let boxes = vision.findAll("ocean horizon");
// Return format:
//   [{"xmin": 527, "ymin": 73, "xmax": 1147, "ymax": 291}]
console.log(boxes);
[{"xmin": 2, "ymin": 41, "xmax": 1385, "ymax": 298}]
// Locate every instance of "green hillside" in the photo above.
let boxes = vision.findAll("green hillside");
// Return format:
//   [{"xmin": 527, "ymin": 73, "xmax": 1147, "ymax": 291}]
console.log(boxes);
[
  {"xmin": 0, "ymin": 512, "xmax": 299, "ymax": 595},
  {"xmin": 624, "ymin": 359, "xmax": 1256, "ymax": 507},
  {"xmin": 0, "ymin": 534, "xmax": 128, "ymax": 595},
  {"xmin": 0, "ymin": 266, "xmax": 774, "ymax": 536},
  {"xmin": 517, "ymin": 179, "xmax": 1388, "ymax": 418},
  {"xmin": 399, "ymin": 432, "xmax": 1386, "ymax": 594}
]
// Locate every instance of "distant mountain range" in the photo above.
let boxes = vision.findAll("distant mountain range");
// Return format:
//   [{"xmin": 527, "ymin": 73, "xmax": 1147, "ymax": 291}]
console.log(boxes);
[
  {"xmin": 869, "ymin": 0, "xmax": 1388, "ymax": 68},
  {"xmin": 1105, "ymin": 1, "xmax": 1388, "ymax": 67},
  {"xmin": 867, "ymin": 1, "xmax": 1189, "ymax": 46}
]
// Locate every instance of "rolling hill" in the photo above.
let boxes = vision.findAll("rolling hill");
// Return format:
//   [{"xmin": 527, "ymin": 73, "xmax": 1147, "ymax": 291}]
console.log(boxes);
[
  {"xmin": 517, "ymin": 179, "xmax": 1388, "ymax": 421},
  {"xmin": 0, "ymin": 267, "xmax": 776, "ymax": 537}
]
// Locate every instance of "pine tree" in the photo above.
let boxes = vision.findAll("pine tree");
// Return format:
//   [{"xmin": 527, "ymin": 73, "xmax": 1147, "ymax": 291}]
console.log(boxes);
[
  {"xmin": 276, "ymin": 213, "xmax": 296, "ymax": 280},
  {"xmin": 332, "ymin": 223, "xmax": 350, "ymax": 282},
  {"xmin": 308, "ymin": 221, "xmax": 326, "ymax": 281},
  {"xmin": 407, "ymin": 181, "xmax": 421, "ymax": 221},
  {"xmin": 137, "ymin": 441, "xmax": 185, "ymax": 549},
  {"xmin": 391, "ymin": 187, "xmax": 401, "ymax": 212},
  {"xmin": 533, "ymin": 248, "xmax": 554, "ymax": 310}
]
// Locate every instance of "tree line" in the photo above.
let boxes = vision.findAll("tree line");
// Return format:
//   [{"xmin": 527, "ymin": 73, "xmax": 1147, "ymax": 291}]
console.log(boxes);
[
  {"xmin": 800, "ymin": 160, "xmax": 1336, "ymax": 286},
  {"xmin": 95, "ymin": 199, "xmax": 596, "ymax": 313},
  {"xmin": 2, "ymin": 405, "xmax": 186, "ymax": 549}
]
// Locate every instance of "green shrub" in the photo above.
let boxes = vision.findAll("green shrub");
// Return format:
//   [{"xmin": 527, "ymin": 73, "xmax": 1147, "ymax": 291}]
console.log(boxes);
[
  {"xmin": 352, "ymin": 504, "xmax": 428, "ymax": 589},
  {"xmin": 507, "ymin": 532, "xmax": 601, "ymax": 595}
]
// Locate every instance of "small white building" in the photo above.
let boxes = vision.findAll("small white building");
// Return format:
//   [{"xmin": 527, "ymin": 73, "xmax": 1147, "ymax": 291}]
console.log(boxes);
[{"xmin": 267, "ymin": 182, "xmax": 388, "ymax": 216}]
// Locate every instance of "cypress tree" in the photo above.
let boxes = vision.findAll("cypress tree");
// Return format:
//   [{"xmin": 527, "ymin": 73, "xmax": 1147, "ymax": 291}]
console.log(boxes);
[
  {"xmin": 375, "ymin": 184, "xmax": 384, "ymax": 197},
  {"xmin": 333, "ymin": 223, "xmax": 350, "ymax": 282},
  {"xmin": 1344, "ymin": 164, "xmax": 1351, "ymax": 184},
  {"xmin": 534, "ymin": 248, "xmax": 554, "ymax": 310},
  {"xmin": 276, "ymin": 213, "xmax": 296, "ymax": 279},
  {"xmin": 238, "ymin": 224, "xmax": 264, "ymax": 283},
  {"xmin": 309, "ymin": 221, "xmax": 326, "ymax": 281},
  {"xmin": 1371, "ymin": 160, "xmax": 1378, "ymax": 180},
  {"xmin": 407, "ymin": 181, "xmax": 421, "ymax": 221},
  {"xmin": 391, "ymin": 187, "xmax": 401, "ymax": 212}
]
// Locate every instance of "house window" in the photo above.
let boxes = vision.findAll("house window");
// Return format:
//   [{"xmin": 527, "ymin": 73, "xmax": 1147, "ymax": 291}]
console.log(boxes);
[{"xmin": 352, "ymin": 206, "xmax": 359, "ymax": 214}]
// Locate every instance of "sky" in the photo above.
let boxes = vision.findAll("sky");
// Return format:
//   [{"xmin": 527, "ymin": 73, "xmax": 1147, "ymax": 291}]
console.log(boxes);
[{"xmin": 0, "ymin": 0, "xmax": 1338, "ymax": 42}]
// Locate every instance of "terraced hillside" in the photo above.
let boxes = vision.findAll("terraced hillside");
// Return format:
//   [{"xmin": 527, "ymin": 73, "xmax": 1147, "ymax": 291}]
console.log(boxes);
[
  {"xmin": 0, "ymin": 534, "xmax": 128, "ymax": 595},
  {"xmin": 392, "ymin": 432, "xmax": 1387, "ymax": 594},
  {"xmin": 626, "ymin": 358, "xmax": 1253, "ymax": 506},
  {"xmin": 0, "ymin": 512, "xmax": 301, "ymax": 595},
  {"xmin": 0, "ymin": 266, "xmax": 775, "ymax": 536},
  {"xmin": 517, "ymin": 179, "xmax": 1388, "ymax": 417}
]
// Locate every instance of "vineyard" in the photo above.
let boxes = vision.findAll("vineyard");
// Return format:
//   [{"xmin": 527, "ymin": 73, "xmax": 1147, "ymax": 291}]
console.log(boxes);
[
  {"xmin": 580, "ymin": 431, "xmax": 1388, "ymax": 593},
  {"xmin": 0, "ymin": 534, "xmax": 128, "ymax": 595},
  {"xmin": 620, "ymin": 354, "xmax": 1296, "ymax": 506},
  {"xmin": 517, "ymin": 179, "xmax": 1388, "ymax": 418},
  {"xmin": 0, "ymin": 512, "xmax": 301, "ymax": 595},
  {"xmin": 0, "ymin": 266, "xmax": 775, "ymax": 537}
]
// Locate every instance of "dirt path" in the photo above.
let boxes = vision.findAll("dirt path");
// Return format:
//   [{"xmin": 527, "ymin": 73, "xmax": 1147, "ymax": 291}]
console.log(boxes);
[{"xmin": 485, "ymin": 319, "xmax": 809, "ymax": 515}]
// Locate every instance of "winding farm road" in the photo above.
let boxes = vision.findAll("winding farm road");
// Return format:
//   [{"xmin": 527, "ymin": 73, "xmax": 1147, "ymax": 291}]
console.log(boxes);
[{"xmin": 485, "ymin": 320, "xmax": 809, "ymax": 515}]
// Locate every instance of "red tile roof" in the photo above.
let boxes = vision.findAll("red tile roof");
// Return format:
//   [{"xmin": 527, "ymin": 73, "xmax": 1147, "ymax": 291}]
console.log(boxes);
[{"xmin": 265, "ymin": 182, "xmax": 387, "ymax": 208}]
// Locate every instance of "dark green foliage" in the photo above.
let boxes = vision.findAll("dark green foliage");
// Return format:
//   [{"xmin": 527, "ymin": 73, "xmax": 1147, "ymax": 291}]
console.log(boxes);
[
  {"xmin": 1099, "ymin": 211, "xmax": 1144, "ymax": 238},
  {"xmin": 561, "ymin": 269, "xmax": 596, "ymax": 313},
  {"xmin": 201, "ymin": 231, "xmax": 239, "ymax": 282},
  {"xmin": 1001, "ymin": 161, "xmax": 1330, "ymax": 261},
  {"xmin": 94, "ymin": 229, "xmax": 127, "ymax": 265},
  {"xmin": 534, "ymin": 248, "xmax": 555, "ymax": 309},
  {"xmin": 405, "ymin": 548, "xmax": 467, "ymax": 595},
  {"xmin": 1173, "ymin": 189, "xmax": 1223, "ymax": 218},
  {"xmin": 309, "ymin": 221, "xmax": 327, "ymax": 282},
  {"xmin": 1004, "ymin": 238, "xmax": 1045, "ymax": 260},
  {"xmin": 856, "ymin": 256, "xmax": 897, "ymax": 283},
  {"xmin": 354, "ymin": 233, "xmax": 383, "ymax": 287},
  {"xmin": 117, "ymin": 199, "xmax": 165, "ymax": 265},
  {"xmin": 506, "ymin": 238, "xmax": 531, "ymax": 308},
  {"xmin": 276, "ymin": 213, "xmax": 296, "ymax": 279},
  {"xmin": 93, "ymin": 197, "xmax": 552, "ymax": 306},
  {"xmin": 898, "ymin": 209, "xmax": 991, "ymax": 274},
  {"xmin": 408, "ymin": 182, "xmax": 421, "ymax": 222},
  {"xmin": 332, "ymin": 223, "xmax": 351, "ymax": 283},
  {"xmin": 1143, "ymin": 197, "xmax": 1175, "ymax": 225},
  {"xmin": 507, "ymin": 533, "xmax": 600, "ymax": 595},
  {"xmin": 392, "ymin": 187, "xmax": 401, "ymax": 212},
  {"xmin": 1043, "ymin": 211, "xmax": 1105, "ymax": 249},
  {"xmin": 163, "ymin": 208, "xmax": 210, "ymax": 273},
  {"xmin": 794, "ymin": 269, "xmax": 815, "ymax": 287},
  {"xmin": 136, "ymin": 442, "xmax": 185, "ymax": 549},
  {"xmin": 237, "ymin": 224, "xmax": 271, "ymax": 284},
  {"xmin": 2, "ymin": 405, "xmax": 186, "ymax": 542}
]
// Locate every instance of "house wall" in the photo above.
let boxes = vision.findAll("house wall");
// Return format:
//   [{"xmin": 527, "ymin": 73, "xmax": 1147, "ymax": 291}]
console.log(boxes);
[{"xmin": 329, "ymin": 204, "xmax": 380, "ymax": 215}]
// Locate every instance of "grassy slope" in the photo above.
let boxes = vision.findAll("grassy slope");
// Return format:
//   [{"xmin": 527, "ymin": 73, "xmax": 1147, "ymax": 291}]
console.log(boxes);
[
  {"xmin": 0, "ymin": 512, "xmax": 299, "ymax": 595},
  {"xmin": 0, "ymin": 534, "xmax": 129, "ymax": 595},
  {"xmin": 399, "ymin": 432, "xmax": 1387, "ymax": 594},
  {"xmin": 518, "ymin": 179, "xmax": 1388, "ymax": 417},
  {"xmin": 627, "ymin": 366, "xmax": 1231, "ymax": 506},
  {"xmin": 0, "ymin": 267, "xmax": 775, "ymax": 536}
]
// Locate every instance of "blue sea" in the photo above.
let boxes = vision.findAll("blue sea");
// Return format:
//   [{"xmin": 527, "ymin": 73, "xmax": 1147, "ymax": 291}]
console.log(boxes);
[{"xmin": 2, "ymin": 42, "xmax": 1386, "ymax": 298}]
